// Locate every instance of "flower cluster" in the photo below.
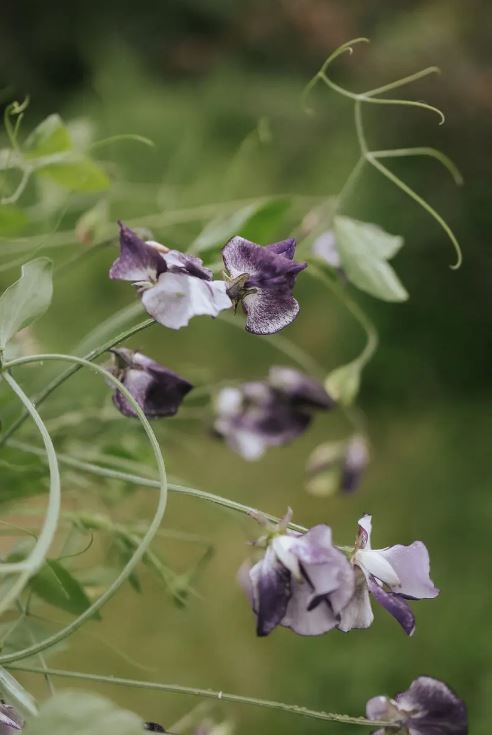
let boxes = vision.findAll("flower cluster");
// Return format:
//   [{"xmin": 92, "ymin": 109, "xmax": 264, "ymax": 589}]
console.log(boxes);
[
  {"xmin": 213, "ymin": 367, "xmax": 334, "ymax": 460},
  {"xmin": 241, "ymin": 512, "xmax": 438, "ymax": 637},
  {"xmin": 110, "ymin": 225, "xmax": 307, "ymax": 336}
]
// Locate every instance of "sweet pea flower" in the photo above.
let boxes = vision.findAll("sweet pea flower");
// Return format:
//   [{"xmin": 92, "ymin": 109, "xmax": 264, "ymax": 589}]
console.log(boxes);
[
  {"xmin": 214, "ymin": 367, "xmax": 334, "ymax": 460},
  {"xmin": 0, "ymin": 703, "xmax": 23, "ymax": 735},
  {"xmin": 221, "ymin": 236, "xmax": 307, "ymax": 334},
  {"xmin": 144, "ymin": 724, "xmax": 166, "ymax": 732},
  {"xmin": 110, "ymin": 223, "xmax": 232, "ymax": 329},
  {"xmin": 366, "ymin": 676, "xmax": 467, "ymax": 735},
  {"xmin": 110, "ymin": 348, "xmax": 193, "ymax": 418},
  {"xmin": 306, "ymin": 434, "xmax": 370, "ymax": 496},
  {"xmin": 240, "ymin": 510, "xmax": 354, "ymax": 636},
  {"xmin": 338, "ymin": 515, "xmax": 439, "ymax": 635}
]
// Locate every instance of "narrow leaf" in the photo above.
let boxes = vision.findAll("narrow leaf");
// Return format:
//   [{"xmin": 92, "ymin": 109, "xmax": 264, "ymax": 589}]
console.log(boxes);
[
  {"xmin": 29, "ymin": 560, "xmax": 98, "ymax": 618},
  {"xmin": 0, "ymin": 258, "xmax": 53, "ymax": 350}
]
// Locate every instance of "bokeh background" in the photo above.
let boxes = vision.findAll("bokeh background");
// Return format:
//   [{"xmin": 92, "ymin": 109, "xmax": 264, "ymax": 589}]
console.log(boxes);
[{"xmin": 0, "ymin": 1, "xmax": 491, "ymax": 733}]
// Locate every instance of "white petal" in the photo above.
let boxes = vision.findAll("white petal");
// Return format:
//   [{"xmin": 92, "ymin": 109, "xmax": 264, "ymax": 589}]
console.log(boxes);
[
  {"xmin": 272, "ymin": 535, "xmax": 301, "ymax": 580},
  {"xmin": 215, "ymin": 387, "xmax": 243, "ymax": 416},
  {"xmin": 355, "ymin": 549, "xmax": 401, "ymax": 587}
]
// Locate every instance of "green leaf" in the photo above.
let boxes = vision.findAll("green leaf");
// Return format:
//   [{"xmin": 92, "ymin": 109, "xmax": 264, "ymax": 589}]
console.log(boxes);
[
  {"xmin": 37, "ymin": 157, "xmax": 110, "ymax": 192},
  {"xmin": 192, "ymin": 198, "xmax": 290, "ymax": 254},
  {"xmin": 25, "ymin": 691, "xmax": 143, "ymax": 735},
  {"xmin": 325, "ymin": 361, "xmax": 361, "ymax": 406},
  {"xmin": 24, "ymin": 114, "xmax": 72, "ymax": 159},
  {"xmin": 0, "ymin": 258, "xmax": 53, "ymax": 350},
  {"xmin": 0, "ymin": 666, "xmax": 38, "ymax": 717},
  {"xmin": 29, "ymin": 560, "xmax": 99, "ymax": 618},
  {"xmin": 333, "ymin": 216, "xmax": 408, "ymax": 302},
  {"xmin": 0, "ymin": 205, "xmax": 29, "ymax": 236}
]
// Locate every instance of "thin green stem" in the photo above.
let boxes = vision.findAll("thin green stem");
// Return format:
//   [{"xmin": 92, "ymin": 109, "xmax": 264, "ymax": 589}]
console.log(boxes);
[
  {"xmin": 0, "ymin": 317, "xmax": 154, "ymax": 447},
  {"xmin": 363, "ymin": 65, "xmax": 440, "ymax": 97},
  {"xmin": 7, "ymin": 665, "xmax": 396, "ymax": 729},
  {"xmin": 354, "ymin": 101, "xmax": 368, "ymax": 155},
  {"xmin": 334, "ymin": 156, "xmax": 365, "ymax": 214},
  {"xmin": 7, "ymin": 439, "xmax": 308, "ymax": 535},
  {"xmin": 367, "ymin": 153, "xmax": 463, "ymax": 269},
  {"xmin": 0, "ymin": 354, "xmax": 167, "ymax": 665},
  {"xmin": 370, "ymin": 147, "xmax": 463, "ymax": 185},
  {"xmin": 0, "ymin": 373, "xmax": 61, "ymax": 615}
]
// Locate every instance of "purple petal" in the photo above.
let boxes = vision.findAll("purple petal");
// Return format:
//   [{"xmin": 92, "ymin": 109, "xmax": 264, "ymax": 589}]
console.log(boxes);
[
  {"xmin": 163, "ymin": 250, "xmax": 213, "ymax": 280},
  {"xmin": 367, "ymin": 575, "xmax": 416, "ymax": 636},
  {"xmin": 340, "ymin": 436, "xmax": 369, "ymax": 493},
  {"xmin": 337, "ymin": 567, "xmax": 374, "ymax": 632},
  {"xmin": 249, "ymin": 546, "xmax": 292, "ymax": 636},
  {"xmin": 396, "ymin": 677, "xmax": 468, "ymax": 735},
  {"xmin": 280, "ymin": 577, "xmax": 338, "ymax": 635},
  {"xmin": 266, "ymin": 238, "xmax": 296, "ymax": 259},
  {"xmin": 378, "ymin": 542, "xmax": 439, "ymax": 600},
  {"xmin": 242, "ymin": 288, "xmax": 300, "ymax": 335},
  {"xmin": 110, "ymin": 223, "xmax": 166, "ymax": 282},
  {"xmin": 0, "ymin": 704, "xmax": 23, "ymax": 733},
  {"xmin": 366, "ymin": 695, "xmax": 401, "ymax": 723},
  {"xmin": 268, "ymin": 366, "xmax": 335, "ymax": 410},
  {"xmin": 222, "ymin": 236, "xmax": 306, "ymax": 289}
]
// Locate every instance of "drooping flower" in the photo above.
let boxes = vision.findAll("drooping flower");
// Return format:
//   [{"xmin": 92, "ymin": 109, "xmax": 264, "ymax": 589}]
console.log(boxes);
[
  {"xmin": 366, "ymin": 676, "xmax": 468, "ymax": 735},
  {"xmin": 338, "ymin": 515, "xmax": 439, "ymax": 635},
  {"xmin": 221, "ymin": 236, "xmax": 307, "ymax": 334},
  {"xmin": 0, "ymin": 703, "xmax": 23, "ymax": 734},
  {"xmin": 240, "ymin": 510, "xmax": 355, "ymax": 636},
  {"xmin": 213, "ymin": 367, "xmax": 334, "ymax": 460},
  {"xmin": 306, "ymin": 435, "xmax": 369, "ymax": 496},
  {"xmin": 110, "ymin": 348, "xmax": 193, "ymax": 418},
  {"xmin": 110, "ymin": 223, "xmax": 232, "ymax": 329}
]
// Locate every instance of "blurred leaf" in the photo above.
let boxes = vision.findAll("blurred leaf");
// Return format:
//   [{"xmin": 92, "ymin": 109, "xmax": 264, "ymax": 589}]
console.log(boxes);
[
  {"xmin": 0, "ymin": 205, "xmax": 29, "ymax": 236},
  {"xmin": 0, "ymin": 258, "xmax": 53, "ymax": 350},
  {"xmin": 37, "ymin": 157, "xmax": 110, "ymax": 192},
  {"xmin": 0, "ymin": 618, "xmax": 68, "ymax": 660},
  {"xmin": 75, "ymin": 199, "xmax": 109, "ymax": 245},
  {"xmin": 29, "ymin": 560, "xmax": 99, "ymax": 618},
  {"xmin": 334, "ymin": 216, "xmax": 408, "ymax": 302},
  {"xmin": 325, "ymin": 360, "xmax": 361, "ymax": 406},
  {"xmin": 0, "ymin": 666, "xmax": 37, "ymax": 717},
  {"xmin": 192, "ymin": 198, "xmax": 289, "ymax": 254},
  {"xmin": 24, "ymin": 114, "xmax": 72, "ymax": 159},
  {"xmin": 25, "ymin": 691, "xmax": 143, "ymax": 735}
]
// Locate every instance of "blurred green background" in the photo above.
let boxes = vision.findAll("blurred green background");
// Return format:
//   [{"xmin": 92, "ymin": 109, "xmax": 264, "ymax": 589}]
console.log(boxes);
[{"xmin": 0, "ymin": 1, "xmax": 491, "ymax": 733}]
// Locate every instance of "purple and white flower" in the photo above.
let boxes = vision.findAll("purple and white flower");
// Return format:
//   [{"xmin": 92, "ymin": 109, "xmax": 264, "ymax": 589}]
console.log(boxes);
[
  {"xmin": 110, "ymin": 223, "xmax": 232, "ymax": 329},
  {"xmin": 306, "ymin": 434, "xmax": 370, "ymax": 496},
  {"xmin": 0, "ymin": 703, "xmax": 23, "ymax": 735},
  {"xmin": 366, "ymin": 676, "xmax": 467, "ymax": 735},
  {"xmin": 110, "ymin": 348, "xmax": 193, "ymax": 419},
  {"xmin": 221, "ymin": 236, "xmax": 307, "ymax": 334},
  {"xmin": 240, "ymin": 510, "xmax": 355, "ymax": 636},
  {"xmin": 339, "ymin": 515, "xmax": 439, "ymax": 636},
  {"xmin": 214, "ymin": 367, "xmax": 334, "ymax": 460}
]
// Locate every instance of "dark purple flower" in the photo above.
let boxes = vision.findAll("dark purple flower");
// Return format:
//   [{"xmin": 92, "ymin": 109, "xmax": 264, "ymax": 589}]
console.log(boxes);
[
  {"xmin": 214, "ymin": 367, "xmax": 334, "ymax": 460},
  {"xmin": 366, "ymin": 676, "xmax": 468, "ymax": 735},
  {"xmin": 240, "ymin": 510, "xmax": 355, "ymax": 636},
  {"xmin": 338, "ymin": 515, "xmax": 439, "ymax": 635},
  {"xmin": 144, "ymin": 723, "xmax": 167, "ymax": 733},
  {"xmin": 306, "ymin": 435, "xmax": 369, "ymax": 496},
  {"xmin": 0, "ymin": 703, "xmax": 23, "ymax": 735},
  {"xmin": 221, "ymin": 236, "xmax": 307, "ymax": 335},
  {"xmin": 110, "ymin": 223, "xmax": 231, "ymax": 329},
  {"xmin": 111, "ymin": 348, "xmax": 193, "ymax": 419}
]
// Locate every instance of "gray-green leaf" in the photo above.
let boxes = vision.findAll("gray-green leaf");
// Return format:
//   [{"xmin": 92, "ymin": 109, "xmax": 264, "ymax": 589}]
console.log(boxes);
[
  {"xmin": 0, "ymin": 258, "xmax": 53, "ymax": 351},
  {"xmin": 25, "ymin": 691, "xmax": 143, "ymax": 735},
  {"xmin": 36, "ymin": 157, "xmax": 110, "ymax": 192},
  {"xmin": 29, "ymin": 560, "xmax": 98, "ymax": 618},
  {"xmin": 333, "ymin": 216, "xmax": 408, "ymax": 302},
  {"xmin": 325, "ymin": 361, "xmax": 361, "ymax": 406}
]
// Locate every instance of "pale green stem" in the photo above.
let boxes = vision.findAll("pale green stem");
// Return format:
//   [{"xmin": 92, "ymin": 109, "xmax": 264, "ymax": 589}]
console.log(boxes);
[
  {"xmin": 334, "ymin": 156, "xmax": 365, "ymax": 214},
  {"xmin": 363, "ymin": 66, "xmax": 440, "ymax": 97},
  {"xmin": 0, "ymin": 317, "xmax": 154, "ymax": 447},
  {"xmin": 6, "ymin": 438, "xmax": 308, "ymax": 535},
  {"xmin": 0, "ymin": 353, "xmax": 167, "ymax": 665},
  {"xmin": 7, "ymin": 665, "xmax": 396, "ymax": 729},
  {"xmin": 0, "ymin": 374, "xmax": 61, "ymax": 617},
  {"xmin": 370, "ymin": 147, "xmax": 463, "ymax": 185}
]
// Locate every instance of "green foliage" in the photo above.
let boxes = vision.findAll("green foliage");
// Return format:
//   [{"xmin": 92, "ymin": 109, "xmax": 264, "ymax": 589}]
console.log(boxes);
[
  {"xmin": 0, "ymin": 258, "xmax": 53, "ymax": 351},
  {"xmin": 325, "ymin": 360, "xmax": 361, "ymax": 405},
  {"xmin": 333, "ymin": 216, "xmax": 408, "ymax": 302},
  {"xmin": 0, "ymin": 205, "xmax": 28, "ymax": 236},
  {"xmin": 25, "ymin": 690, "xmax": 143, "ymax": 735},
  {"xmin": 36, "ymin": 157, "xmax": 110, "ymax": 193},
  {"xmin": 29, "ymin": 560, "xmax": 97, "ymax": 617},
  {"xmin": 23, "ymin": 114, "xmax": 72, "ymax": 160}
]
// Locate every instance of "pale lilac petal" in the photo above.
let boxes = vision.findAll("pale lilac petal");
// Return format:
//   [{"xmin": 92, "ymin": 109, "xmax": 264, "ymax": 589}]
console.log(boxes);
[
  {"xmin": 0, "ymin": 704, "xmax": 23, "ymax": 733},
  {"xmin": 110, "ymin": 223, "xmax": 166, "ymax": 282},
  {"xmin": 356, "ymin": 549, "xmax": 401, "ymax": 587},
  {"xmin": 337, "ymin": 567, "xmax": 374, "ymax": 632},
  {"xmin": 268, "ymin": 366, "xmax": 335, "ymax": 409},
  {"xmin": 312, "ymin": 231, "xmax": 342, "ymax": 269},
  {"xmin": 396, "ymin": 676, "xmax": 468, "ymax": 735},
  {"xmin": 242, "ymin": 288, "xmax": 300, "ymax": 335},
  {"xmin": 142, "ymin": 273, "xmax": 231, "ymax": 329},
  {"xmin": 367, "ymin": 575, "xmax": 416, "ymax": 636},
  {"xmin": 163, "ymin": 250, "xmax": 213, "ymax": 280},
  {"xmin": 280, "ymin": 578, "xmax": 338, "ymax": 635},
  {"xmin": 356, "ymin": 514, "xmax": 372, "ymax": 549},
  {"xmin": 341, "ymin": 435, "xmax": 369, "ymax": 493},
  {"xmin": 249, "ymin": 546, "xmax": 292, "ymax": 636},
  {"xmin": 378, "ymin": 542, "xmax": 439, "ymax": 599},
  {"xmin": 266, "ymin": 239, "xmax": 296, "ymax": 259}
]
